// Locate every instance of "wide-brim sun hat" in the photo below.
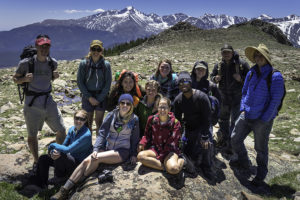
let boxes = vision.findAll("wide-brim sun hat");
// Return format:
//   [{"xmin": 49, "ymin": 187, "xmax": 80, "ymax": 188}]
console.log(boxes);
[{"xmin": 245, "ymin": 43, "xmax": 272, "ymax": 65}]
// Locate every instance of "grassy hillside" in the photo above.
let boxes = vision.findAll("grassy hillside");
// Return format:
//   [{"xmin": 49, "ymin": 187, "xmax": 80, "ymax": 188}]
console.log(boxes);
[{"xmin": 0, "ymin": 21, "xmax": 299, "ymax": 200}]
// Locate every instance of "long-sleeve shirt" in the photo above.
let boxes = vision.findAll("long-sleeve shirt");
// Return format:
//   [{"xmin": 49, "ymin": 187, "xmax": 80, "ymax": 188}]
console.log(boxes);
[
  {"xmin": 48, "ymin": 125, "xmax": 92, "ymax": 163},
  {"xmin": 139, "ymin": 112, "xmax": 181, "ymax": 162},
  {"xmin": 174, "ymin": 89, "xmax": 211, "ymax": 139}
]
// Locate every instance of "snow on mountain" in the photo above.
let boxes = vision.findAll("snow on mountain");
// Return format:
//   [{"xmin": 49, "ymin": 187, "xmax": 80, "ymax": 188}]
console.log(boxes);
[
  {"xmin": 261, "ymin": 14, "xmax": 300, "ymax": 47},
  {"xmin": 258, "ymin": 14, "xmax": 273, "ymax": 20}
]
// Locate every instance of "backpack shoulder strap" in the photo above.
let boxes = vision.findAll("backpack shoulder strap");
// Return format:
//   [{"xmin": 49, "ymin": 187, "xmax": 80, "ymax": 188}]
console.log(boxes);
[
  {"xmin": 28, "ymin": 57, "xmax": 35, "ymax": 74},
  {"xmin": 47, "ymin": 56, "xmax": 55, "ymax": 71},
  {"xmin": 267, "ymin": 69, "xmax": 280, "ymax": 91}
]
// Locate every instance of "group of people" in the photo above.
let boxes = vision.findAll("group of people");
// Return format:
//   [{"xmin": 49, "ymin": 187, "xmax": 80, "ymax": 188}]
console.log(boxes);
[{"xmin": 12, "ymin": 34, "xmax": 285, "ymax": 199}]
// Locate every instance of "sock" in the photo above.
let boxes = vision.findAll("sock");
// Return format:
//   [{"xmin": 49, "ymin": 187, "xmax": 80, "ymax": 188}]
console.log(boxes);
[{"xmin": 63, "ymin": 179, "xmax": 75, "ymax": 190}]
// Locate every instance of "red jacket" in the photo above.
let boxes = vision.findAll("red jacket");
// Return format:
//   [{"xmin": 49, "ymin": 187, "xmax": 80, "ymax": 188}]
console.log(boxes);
[{"xmin": 139, "ymin": 112, "xmax": 182, "ymax": 161}]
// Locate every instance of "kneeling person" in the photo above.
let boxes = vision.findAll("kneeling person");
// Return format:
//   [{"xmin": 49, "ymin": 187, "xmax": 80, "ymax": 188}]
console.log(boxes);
[{"xmin": 174, "ymin": 71, "xmax": 214, "ymax": 179}]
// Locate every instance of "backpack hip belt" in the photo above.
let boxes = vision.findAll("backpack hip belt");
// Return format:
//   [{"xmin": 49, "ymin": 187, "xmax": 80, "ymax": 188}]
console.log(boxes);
[{"xmin": 25, "ymin": 90, "xmax": 52, "ymax": 108}]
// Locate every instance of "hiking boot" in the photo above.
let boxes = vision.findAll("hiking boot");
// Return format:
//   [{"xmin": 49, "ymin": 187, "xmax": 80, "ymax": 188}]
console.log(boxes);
[
  {"xmin": 50, "ymin": 186, "xmax": 69, "ymax": 200},
  {"xmin": 182, "ymin": 154, "xmax": 196, "ymax": 174},
  {"xmin": 48, "ymin": 176, "xmax": 68, "ymax": 185},
  {"xmin": 202, "ymin": 168, "xmax": 215, "ymax": 181},
  {"xmin": 29, "ymin": 162, "xmax": 38, "ymax": 176},
  {"xmin": 229, "ymin": 159, "xmax": 250, "ymax": 169},
  {"xmin": 250, "ymin": 177, "xmax": 265, "ymax": 187},
  {"xmin": 175, "ymin": 170, "xmax": 185, "ymax": 187}
]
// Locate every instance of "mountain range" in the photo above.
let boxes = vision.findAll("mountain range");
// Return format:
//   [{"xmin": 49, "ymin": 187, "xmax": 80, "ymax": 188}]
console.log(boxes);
[{"xmin": 0, "ymin": 6, "xmax": 299, "ymax": 67}]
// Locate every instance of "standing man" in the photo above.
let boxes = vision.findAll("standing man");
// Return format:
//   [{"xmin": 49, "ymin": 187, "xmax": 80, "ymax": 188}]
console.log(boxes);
[
  {"xmin": 13, "ymin": 34, "xmax": 66, "ymax": 171},
  {"xmin": 231, "ymin": 44, "xmax": 285, "ymax": 186},
  {"xmin": 174, "ymin": 71, "xmax": 214, "ymax": 180},
  {"xmin": 210, "ymin": 44, "xmax": 249, "ymax": 152}
]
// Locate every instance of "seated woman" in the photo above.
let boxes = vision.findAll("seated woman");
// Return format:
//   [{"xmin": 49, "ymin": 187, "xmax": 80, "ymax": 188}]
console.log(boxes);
[
  {"xmin": 150, "ymin": 59, "xmax": 179, "ymax": 102},
  {"xmin": 51, "ymin": 94, "xmax": 139, "ymax": 200},
  {"xmin": 28, "ymin": 110, "xmax": 92, "ymax": 189},
  {"xmin": 106, "ymin": 70, "xmax": 144, "ymax": 111},
  {"xmin": 134, "ymin": 80, "xmax": 162, "ymax": 138},
  {"xmin": 137, "ymin": 97, "xmax": 184, "ymax": 178}
]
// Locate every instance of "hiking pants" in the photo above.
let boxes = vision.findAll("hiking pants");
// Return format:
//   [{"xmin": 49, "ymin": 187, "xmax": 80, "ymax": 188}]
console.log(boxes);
[
  {"xmin": 218, "ymin": 101, "xmax": 241, "ymax": 142},
  {"xmin": 36, "ymin": 153, "xmax": 77, "ymax": 186},
  {"xmin": 231, "ymin": 113, "xmax": 273, "ymax": 180}
]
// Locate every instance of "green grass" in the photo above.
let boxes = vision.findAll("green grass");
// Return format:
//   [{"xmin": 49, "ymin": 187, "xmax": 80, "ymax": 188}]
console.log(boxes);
[{"xmin": 264, "ymin": 170, "xmax": 300, "ymax": 200}]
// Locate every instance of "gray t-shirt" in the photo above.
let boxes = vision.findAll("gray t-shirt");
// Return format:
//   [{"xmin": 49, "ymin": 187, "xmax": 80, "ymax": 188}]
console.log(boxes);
[{"xmin": 16, "ymin": 55, "xmax": 58, "ymax": 108}]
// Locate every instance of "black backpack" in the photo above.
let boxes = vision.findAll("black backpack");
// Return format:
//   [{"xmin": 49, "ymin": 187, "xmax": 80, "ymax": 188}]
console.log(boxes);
[
  {"xmin": 248, "ymin": 68, "xmax": 286, "ymax": 114},
  {"xmin": 17, "ymin": 45, "xmax": 55, "ymax": 106}
]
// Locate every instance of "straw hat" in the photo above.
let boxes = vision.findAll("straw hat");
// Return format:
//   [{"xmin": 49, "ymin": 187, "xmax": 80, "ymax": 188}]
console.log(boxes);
[{"xmin": 245, "ymin": 43, "xmax": 271, "ymax": 65}]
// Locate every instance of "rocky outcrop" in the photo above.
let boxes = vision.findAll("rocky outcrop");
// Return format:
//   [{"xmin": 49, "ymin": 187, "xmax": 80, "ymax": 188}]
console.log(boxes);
[{"xmin": 232, "ymin": 19, "xmax": 293, "ymax": 46}]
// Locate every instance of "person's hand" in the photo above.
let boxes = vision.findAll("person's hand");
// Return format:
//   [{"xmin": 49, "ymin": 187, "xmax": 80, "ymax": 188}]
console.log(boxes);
[
  {"xmin": 24, "ymin": 73, "xmax": 33, "ymax": 82},
  {"xmin": 214, "ymin": 75, "xmax": 221, "ymax": 83},
  {"xmin": 91, "ymin": 151, "xmax": 98, "ymax": 160},
  {"xmin": 52, "ymin": 71, "xmax": 59, "ymax": 80},
  {"xmin": 233, "ymin": 73, "xmax": 241, "ymax": 82},
  {"xmin": 130, "ymin": 156, "xmax": 137, "ymax": 165},
  {"xmin": 137, "ymin": 144, "xmax": 144, "ymax": 153},
  {"xmin": 89, "ymin": 97, "xmax": 99, "ymax": 106},
  {"xmin": 51, "ymin": 149, "xmax": 61, "ymax": 160},
  {"xmin": 200, "ymin": 139, "xmax": 211, "ymax": 150}
]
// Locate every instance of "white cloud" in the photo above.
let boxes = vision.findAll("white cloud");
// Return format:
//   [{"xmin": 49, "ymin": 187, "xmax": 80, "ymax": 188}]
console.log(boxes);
[{"xmin": 64, "ymin": 8, "xmax": 105, "ymax": 14}]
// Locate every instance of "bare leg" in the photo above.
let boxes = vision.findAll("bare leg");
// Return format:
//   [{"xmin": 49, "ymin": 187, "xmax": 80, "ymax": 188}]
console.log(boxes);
[
  {"xmin": 94, "ymin": 110, "xmax": 105, "ymax": 135},
  {"xmin": 87, "ymin": 111, "xmax": 94, "ymax": 134},
  {"xmin": 164, "ymin": 152, "xmax": 184, "ymax": 175},
  {"xmin": 137, "ymin": 150, "xmax": 164, "ymax": 171},
  {"xmin": 69, "ymin": 150, "xmax": 123, "ymax": 183},
  {"xmin": 56, "ymin": 130, "xmax": 66, "ymax": 144},
  {"xmin": 28, "ymin": 135, "xmax": 39, "ymax": 163}
]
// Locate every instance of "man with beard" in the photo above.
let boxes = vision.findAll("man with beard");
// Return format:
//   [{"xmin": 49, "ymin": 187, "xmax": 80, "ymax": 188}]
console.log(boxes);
[
  {"xmin": 210, "ymin": 44, "xmax": 249, "ymax": 153},
  {"xmin": 173, "ymin": 71, "xmax": 214, "ymax": 180}
]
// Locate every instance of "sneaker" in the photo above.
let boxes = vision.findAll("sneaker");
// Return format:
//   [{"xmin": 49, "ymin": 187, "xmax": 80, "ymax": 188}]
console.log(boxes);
[
  {"xmin": 48, "ymin": 176, "xmax": 68, "ymax": 185},
  {"xmin": 182, "ymin": 154, "xmax": 196, "ymax": 174},
  {"xmin": 50, "ymin": 186, "xmax": 69, "ymax": 200}
]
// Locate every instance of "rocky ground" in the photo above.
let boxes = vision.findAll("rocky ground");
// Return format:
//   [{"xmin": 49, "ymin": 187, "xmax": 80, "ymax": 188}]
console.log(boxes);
[{"xmin": 0, "ymin": 23, "xmax": 300, "ymax": 199}]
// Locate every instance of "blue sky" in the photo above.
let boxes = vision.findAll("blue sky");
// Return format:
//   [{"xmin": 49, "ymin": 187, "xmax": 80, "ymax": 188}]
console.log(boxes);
[{"xmin": 1, "ymin": 0, "xmax": 299, "ymax": 31}]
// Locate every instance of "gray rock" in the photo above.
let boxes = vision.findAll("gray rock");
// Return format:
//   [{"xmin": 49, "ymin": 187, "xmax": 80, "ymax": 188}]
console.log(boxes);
[{"xmin": 294, "ymin": 137, "xmax": 300, "ymax": 142}]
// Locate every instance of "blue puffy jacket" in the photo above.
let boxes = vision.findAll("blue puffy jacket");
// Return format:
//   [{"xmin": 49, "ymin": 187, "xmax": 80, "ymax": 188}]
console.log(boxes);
[{"xmin": 240, "ymin": 64, "xmax": 284, "ymax": 122}]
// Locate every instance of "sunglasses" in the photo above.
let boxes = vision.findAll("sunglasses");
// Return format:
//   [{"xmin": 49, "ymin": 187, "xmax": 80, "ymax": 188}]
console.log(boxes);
[
  {"xmin": 91, "ymin": 47, "xmax": 102, "ymax": 52},
  {"xmin": 179, "ymin": 81, "xmax": 190, "ymax": 86},
  {"xmin": 120, "ymin": 101, "xmax": 131, "ymax": 106},
  {"xmin": 74, "ymin": 116, "xmax": 86, "ymax": 122}
]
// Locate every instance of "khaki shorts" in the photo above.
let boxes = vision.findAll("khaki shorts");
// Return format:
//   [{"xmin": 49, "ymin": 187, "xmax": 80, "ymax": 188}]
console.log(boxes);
[{"xmin": 23, "ymin": 101, "xmax": 65, "ymax": 137}]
